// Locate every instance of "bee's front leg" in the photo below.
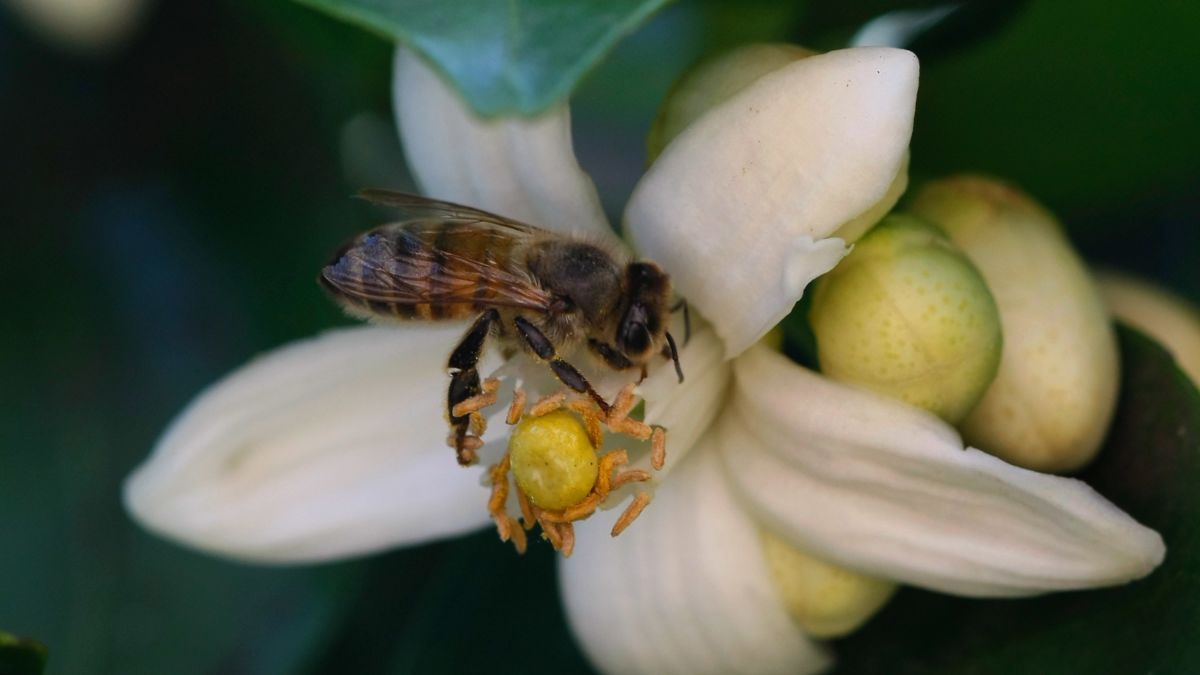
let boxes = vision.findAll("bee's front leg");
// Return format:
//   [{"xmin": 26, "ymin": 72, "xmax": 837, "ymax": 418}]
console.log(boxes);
[
  {"xmin": 447, "ymin": 309, "xmax": 499, "ymax": 465},
  {"xmin": 513, "ymin": 316, "xmax": 611, "ymax": 415}
]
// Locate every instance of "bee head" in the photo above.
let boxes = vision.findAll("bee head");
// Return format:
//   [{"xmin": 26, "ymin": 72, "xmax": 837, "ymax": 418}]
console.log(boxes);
[{"xmin": 617, "ymin": 262, "xmax": 670, "ymax": 360}]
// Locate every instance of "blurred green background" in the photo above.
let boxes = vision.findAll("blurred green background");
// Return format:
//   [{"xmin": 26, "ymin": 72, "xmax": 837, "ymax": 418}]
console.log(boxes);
[{"xmin": 1, "ymin": 0, "xmax": 1197, "ymax": 673}]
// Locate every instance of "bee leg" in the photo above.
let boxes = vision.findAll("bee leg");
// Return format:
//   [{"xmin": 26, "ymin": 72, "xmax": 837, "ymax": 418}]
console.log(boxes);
[
  {"xmin": 447, "ymin": 309, "xmax": 499, "ymax": 465},
  {"xmin": 513, "ymin": 316, "xmax": 611, "ymax": 415},
  {"xmin": 588, "ymin": 339, "xmax": 634, "ymax": 370}
]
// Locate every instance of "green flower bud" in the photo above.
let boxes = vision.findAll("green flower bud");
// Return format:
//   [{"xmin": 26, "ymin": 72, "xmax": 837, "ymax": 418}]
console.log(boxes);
[
  {"xmin": 809, "ymin": 214, "xmax": 1003, "ymax": 424},
  {"xmin": 761, "ymin": 531, "xmax": 897, "ymax": 638},
  {"xmin": 509, "ymin": 411, "xmax": 598, "ymax": 511},
  {"xmin": 910, "ymin": 176, "xmax": 1119, "ymax": 473},
  {"xmin": 1097, "ymin": 270, "xmax": 1200, "ymax": 385}
]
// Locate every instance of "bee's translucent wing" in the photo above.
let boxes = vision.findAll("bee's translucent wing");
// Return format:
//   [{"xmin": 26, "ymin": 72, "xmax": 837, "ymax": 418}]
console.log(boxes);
[
  {"xmin": 356, "ymin": 189, "xmax": 544, "ymax": 236},
  {"xmin": 321, "ymin": 220, "xmax": 555, "ymax": 314}
]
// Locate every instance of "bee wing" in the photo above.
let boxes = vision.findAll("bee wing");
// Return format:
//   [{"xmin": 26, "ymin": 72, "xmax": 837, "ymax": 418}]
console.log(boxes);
[
  {"xmin": 322, "ymin": 222, "xmax": 555, "ymax": 312},
  {"xmin": 356, "ymin": 189, "xmax": 542, "ymax": 236}
]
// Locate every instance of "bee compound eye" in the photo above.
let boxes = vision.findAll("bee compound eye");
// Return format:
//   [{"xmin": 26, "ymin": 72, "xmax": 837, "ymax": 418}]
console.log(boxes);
[{"xmin": 620, "ymin": 323, "xmax": 652, "ymax": 356}]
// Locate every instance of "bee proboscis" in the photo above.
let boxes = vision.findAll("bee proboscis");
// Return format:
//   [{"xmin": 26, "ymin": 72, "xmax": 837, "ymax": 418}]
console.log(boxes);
[{"xmin": 320, "ymin": 190, "xmax": 683, "ymax": 465}]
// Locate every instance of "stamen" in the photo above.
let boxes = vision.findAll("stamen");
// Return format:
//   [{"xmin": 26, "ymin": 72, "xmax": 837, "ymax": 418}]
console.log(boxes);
[
  {"xmin": 541, "ymin": 519, "xmax": 564, "ymax": 550},
  {"xmin": 559, "ymin": 523, "xmax": 576, "ymax": 558},
  {"xmin": 506, "ymin": 388, "xmax": 527, "ymax": 425},
  {"xmin": 469, "ymin": 412, "xmax": 487, "ymax": 436},
  {"xmin": 493, "ymin": 513, "xmax": 512, "ymax": 542},
  {"xmin": 487, "ymin": 456, "xmax": 510, "ymax": 516},
  {"xmin": 508, "ymin": 517, "xmax": 528, "ymax": 554},
  {"xmin": 530, "ymin": 391, "xmax": 566, "ymax": 417},
  {"xmin": 516, "ymin": 484, "xmax": 535, "ymax": 530},
  {"xmin": 651, "ymin": 427, "xmax": 667, "ymax": 470},
  {"xmin": 451, "ymin": 377, "xmax": 501, "ymax": 418},
  {"xmin": 612, "ymin": 469, "xmax": 652, "ymax": 490},
  {"xmin": 609, "ymin": 417, "xmax": 653, "ymax": 441},
  {"xmin": 482, "ymin": 383, "xmax": 669, "ymax": 555},
  {"xmin": 611, "ymin": 492, "xmax": 653, "ymax": 537},
  {"xmin": 608, "ymin": 383, "xmax": 638, "ymax": 422}
]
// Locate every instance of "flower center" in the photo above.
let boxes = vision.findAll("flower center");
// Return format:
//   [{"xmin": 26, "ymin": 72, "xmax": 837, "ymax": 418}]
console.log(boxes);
[{"xmin": 462, "ymin": 380, "xmax": 667, "ymax": 556}]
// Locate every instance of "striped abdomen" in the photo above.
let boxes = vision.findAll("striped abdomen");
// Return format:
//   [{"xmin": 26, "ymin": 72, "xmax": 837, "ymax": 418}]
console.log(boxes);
[{"xmin": 320, "ymin": 219, "xmax": 548, "ymax": 321}]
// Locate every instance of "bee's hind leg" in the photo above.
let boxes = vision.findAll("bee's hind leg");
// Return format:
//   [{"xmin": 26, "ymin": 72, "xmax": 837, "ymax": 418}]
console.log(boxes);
[
  {"xmin": 513, "ymin": 316, "xmax": 611, "ymax": 415},
  {"xmin": 447, "ymin": 309, "xmax": 499, "ymax": 465}
]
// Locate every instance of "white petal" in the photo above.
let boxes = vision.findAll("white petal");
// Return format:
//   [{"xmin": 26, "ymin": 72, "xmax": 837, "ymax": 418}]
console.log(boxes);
[
  {"xmin": 124, "ymin": 325, "xmax": 497, "ymax": 563},
  {"xmin": 560, "ymin": 438, "xmax": 830, "ymax": 675},
  {"xmin": 626, "ymin": 48, "xmax": 918, "ymax": 358},
  {"xmin": 720, "ymin": 345, "xmax": 1165, "ymax": 597},
  {"xmin": 636, "ymin": 323, "xmax": 731, "ymax": 474},
  {"xmin": 393, "ymin": 48, "xmax": 620, "ymax": 247}
]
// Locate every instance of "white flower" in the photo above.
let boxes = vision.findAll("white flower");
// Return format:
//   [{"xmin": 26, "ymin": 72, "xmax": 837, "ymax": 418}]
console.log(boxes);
[{"xmin": 124, "ymin": 47, "xmax": 1165, "ymax": 674}]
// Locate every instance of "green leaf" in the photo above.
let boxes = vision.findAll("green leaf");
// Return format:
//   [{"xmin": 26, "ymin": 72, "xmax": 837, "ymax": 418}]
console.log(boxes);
[
  {"xmin": 831, "ymin": 325, "xmax": 1200, "ymax": 673},
  {"xmin": 0, "ymin": 633, "xmax": 47, "ymax": 675},
  {"xmin": 310, "ymin": 533, "xmax": 597, "ymax": 674},
  {"xmin": 293, "ymin": 0, "xmax": 671, "ymax": 116},
  {"xmin": 909, "ymin": 0, "xmax": 1200, "ymax": 217}
]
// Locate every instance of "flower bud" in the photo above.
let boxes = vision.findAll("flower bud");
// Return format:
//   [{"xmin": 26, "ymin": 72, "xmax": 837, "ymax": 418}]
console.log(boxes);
[
  {"xmin": 809, "ymin": 214, "xmax": 1003, "ymax": 424},
  {"xmin": 509, "ymin": 410, "xmax": 599, "ymax": 510},
  {"xmin": 1097, "ymin": 270, "xmax": 1200, "ymax": 384},
  {"xmin": 760, "ymin": 531, "xmax": 897, "ymax": 638},
  {"xmin": 910, "ymin": 176, "xmax": 1119, "ymax": 473}
]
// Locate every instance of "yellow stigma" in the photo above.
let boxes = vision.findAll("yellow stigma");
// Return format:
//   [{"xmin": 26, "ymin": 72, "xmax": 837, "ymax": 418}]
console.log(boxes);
[{"xmin": 508, "ymin": 410, "xmax": 599, "ymax": 511}]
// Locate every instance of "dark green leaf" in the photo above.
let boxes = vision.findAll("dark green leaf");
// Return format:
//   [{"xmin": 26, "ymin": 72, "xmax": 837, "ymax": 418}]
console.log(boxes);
[
  {"xmin": 832, "ymin": 325, "xmax": 1200, "ymax": 673},
  {"xmin": 910, "ymin": 1, "xmax": 1200, "ymax": 216},
  {"xmin": 293, "ymin": 0, "xmax": 671, "ymax": 116},
  {"xmin": 780, "ymin": 291, "xmax": 820, "ymax": 371},
  {"xmin": 310, "ymin": 533, "xmax": 597, "ymax": 675},
  {"xmin": 0, "ymin": 633, "xmax": 47, "ymax": 675}
]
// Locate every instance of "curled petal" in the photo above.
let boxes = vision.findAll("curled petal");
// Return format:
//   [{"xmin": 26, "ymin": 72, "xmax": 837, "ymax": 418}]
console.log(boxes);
[
  {"xmin": 720, "ymin": 345, "xmax": 1165, "ymax": 597},
  {"xmin": 124, "ymin": 325, "xmax": 496, "ymax": 563},
  {"xmin": 626, "ymin": 48, "xmax": 918, "ymax": 358},
  {"xmin": 1097, "ymin": 270, "xmax": 1200, "ymax": 384},
  {"xmin": 560, "ymin": 439, "xmax": 830, "ymax": 675},
  {"xmin": 636, "ymin": 323, "xmax": 731, "ymax": 474},
  {"xmin": 393, "ymin": 49, "xmax": 619, "ymax": 248}
]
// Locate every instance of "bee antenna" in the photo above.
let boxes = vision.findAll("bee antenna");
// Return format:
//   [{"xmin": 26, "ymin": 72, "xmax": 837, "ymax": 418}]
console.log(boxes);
[
  {"xmin": 670, "ymin": 299, "xmax": 692, "ymax": 345},
  {"xmin": 665, "ymin": 332, "xmax": 684, "ymax": 383}
]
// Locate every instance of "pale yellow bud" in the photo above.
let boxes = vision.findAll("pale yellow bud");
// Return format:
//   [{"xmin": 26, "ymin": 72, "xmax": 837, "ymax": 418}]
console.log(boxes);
[
  {"xmin": 760, "ymin": 531, "xmax": 897, "ymax": 638},
  {"xmin": 1097, "ymin": 271, "xmax": 1200, "ymax": 384},
  {"xmin": 508, "ymin": 411, "xmax": 598, "ymax": 511},
  {"xmin": 910, "ymin": 176, "xmax": 1119, "ymax": 473},
  {"xmin": 809, "ymin": 214, "xmax": 1003, "ymax": 424}
]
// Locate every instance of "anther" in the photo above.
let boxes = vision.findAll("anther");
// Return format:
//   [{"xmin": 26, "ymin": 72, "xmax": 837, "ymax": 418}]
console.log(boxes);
[
  {"xmin": 651, "ymin": 427, "xmax": 667, "ymax": 470},
  {"xmin": 506, "ymin": 388, "xmax": 527, "ymax": 425},
  {"xmin": 611, "ymin": 469, "xmax": 652, "ymax": 490},
  {"xmin": 611, "ymin": 492, "xmax": 653, "ymax": 537},
  {"xmin": 530, "ymin": 391, "xmax": 566, "ymax": 417},
  {"xmin": 451, "ymin": 377, "xmax": 501, "ymax": 418}
]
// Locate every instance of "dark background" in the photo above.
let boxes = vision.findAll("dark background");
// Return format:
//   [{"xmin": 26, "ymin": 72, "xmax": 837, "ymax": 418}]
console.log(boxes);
[{"xmin": 1, "ymin": 0, "xmax": 1196, "ymax": 673}]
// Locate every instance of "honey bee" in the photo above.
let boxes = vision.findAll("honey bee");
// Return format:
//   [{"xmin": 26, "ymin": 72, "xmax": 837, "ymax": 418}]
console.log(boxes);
[{"xmin": 320, "ymin": 190, "xmax": 684, "ymax": 465}]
